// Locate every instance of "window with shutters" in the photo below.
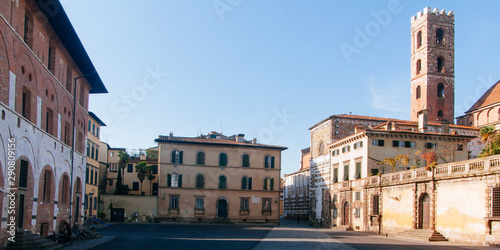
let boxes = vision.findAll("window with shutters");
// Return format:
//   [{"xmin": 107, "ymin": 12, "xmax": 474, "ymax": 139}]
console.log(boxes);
[
  {"xmin": 343, "ymin": 164, "xmax": 349, "ymax": 181},
  {"xmin": 333, "ymin": 167, "xmax": 338, "ymax": 183},
  {"xmin": 219, "ymin": 175, "xmax": 227, "ymax": 189},
  {"xmin": 353, "ymin": 141, "xmax": 363, "ymax": 149},
  {"xmin": 342, "ymin": 145, "xmax": 351, "ymax": 153},
  {"xmin": 171, "ymin": 150, "xmax": 183, "ymax": 164},
  {"xmin": 355, "ymin": 162, "xmax": 361, "ymax": 179},
  {"xmin": 170, "ymin": 196, "xmax": 179, "ymax": 209},
  {"xmin": 262, "ymin": 198, "xmax": 271, "ymax": 212},
  {"xmin": 426, "ymin": 142, "xmax": 437, "ymax": 149},
  {"xmin": 372, "ymin": 139, "xmax": 384, "ymax": 147},
  {"xmin": 196, "ymin": 151, "xmax": 205, "ymax": 165},
  {"xmin": 195, "ymin": 198, "xmax": 204, "ymax": 210},
  {"xmin": 195, "ymin": 174, "xmax": 204, "ymax": 189},
  {"xmin": 332, "ymin": 149, "xmax": 340, "ymax": 157},
  {"xmin": 242, "ymin": 154, "xmax": 250, "ymax": 167},
  {"xmin": 355, "ymin": 192, "xmax": 361, "ymax": 201},
  {"xmin": 355, "ymin": 208, "xmax": 360, "ymax": 218},
  {"xmin": 264, "ymin": 155, "xmax": 275, "ymax": 168},
  {"xmin": 127, "ymin": 163, "xmax": 133, "ymax": 173},
  {"xmin": 132, "ymin": 182, "xmax": 139, "ymax": 191},
  {"xmin": 167, "ymin": 173, "xmax": 182, "ymax": 188},
  {"xmin": 219, "ymin": 153, "xmax": 228, "ymax": 167},
  {"xmin": 264, "ymin": 177, "xmax": 274, "ymax": 191},
  {"xmin": 242, "ymin": 176, "xmax": 252, "ymax": 190}
]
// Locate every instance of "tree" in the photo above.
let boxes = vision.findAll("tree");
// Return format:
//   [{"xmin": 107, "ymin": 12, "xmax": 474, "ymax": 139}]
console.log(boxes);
[
  {"xmin": 421, "ymin": 150, "xmax": 438, "ymax": 171},
  {"xmin": 135, "ymin": 161, "xmax": 148, "ymax": 195},
  {"xmin": 115, "ymin": 151, "xmax": 130, "ymax": 195},
  {"xmin": 378, "ymin": 157, "xmax": 397, "ymax": 173},
  {"xmin": 146, "ymin": 165, "xmax": 157, "ymax": 195},
  {"xmin": 479, "ymin": 125, "xmax": 498, "ymax": 157}
]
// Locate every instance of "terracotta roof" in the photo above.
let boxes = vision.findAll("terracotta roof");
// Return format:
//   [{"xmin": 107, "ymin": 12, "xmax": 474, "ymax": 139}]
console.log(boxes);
[
  {"xmin": 309, "ymin": 114, "xmax": 408, "ymax": 130},
  {"xmin": 467, "ymin": 80, "xmax": 500, "ymax": 113},
  {"xmin": 155, "ymin": 136, "xmax": 287, "ymax": 150}
]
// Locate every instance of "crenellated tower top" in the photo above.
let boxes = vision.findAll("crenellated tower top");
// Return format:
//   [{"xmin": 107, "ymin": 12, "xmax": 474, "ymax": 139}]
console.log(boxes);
[{"xmin": 411, "ymin": 7, "xmax": 454, "ymax": 23}]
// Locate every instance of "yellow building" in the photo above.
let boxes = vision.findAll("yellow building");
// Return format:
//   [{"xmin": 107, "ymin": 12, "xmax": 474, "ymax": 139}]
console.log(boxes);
[
  {"xmin": 85, "ymin": 112, "xmax": 106, "ymax": 219},
  {"xmin": 123, "ymin": 154, "xmax": 159, "ymax": 196},
  {"xmin": 155, "ymin": 132, "xmax": 287, "ymax": 223}
]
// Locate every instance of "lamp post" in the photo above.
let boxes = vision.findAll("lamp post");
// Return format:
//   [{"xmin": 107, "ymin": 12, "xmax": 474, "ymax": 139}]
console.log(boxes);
[{"xmin": 69, "ymin": 71, "xmax": 95, "ymax": 226}]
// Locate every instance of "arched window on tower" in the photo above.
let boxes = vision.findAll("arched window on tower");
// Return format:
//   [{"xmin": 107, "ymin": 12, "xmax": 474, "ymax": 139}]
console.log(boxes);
[
  {"xmin": 416, "ymin": 59, "xmax": 422, "ymax": 75},
  {"xmin": 437, "ymin": 110, "xmax": 444, "ymax": 117},
  {"xmin": 436, "ymin": 28, "xmax": 444, "ymax": 45},
  {"xmin": 416, "ymin": 30, "xmax": 422, "ymax": 49},
  {"xmin": 437, "ymin": 57, "xmax": 445, "ymax": 73},
  {"xmin": 416, "ymin": 86, "xmax": 421, "ymax": 99},
  {"xmin": 437, "ymin": 83, "xmax": 445, "ymax": 98}
]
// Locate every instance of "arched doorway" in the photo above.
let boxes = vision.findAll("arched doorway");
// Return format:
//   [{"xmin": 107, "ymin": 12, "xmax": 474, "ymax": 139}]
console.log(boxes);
[
  {"xmin": 418, "ymin": 193, "xmax": 430, "ymax": 229},
  {"xmin": 217, "ymin": 199, "xmax": 227, "ymax": 218},
  {"xmin": 343, "ymin": 201, "xmax": 349, "ymax": 225}
]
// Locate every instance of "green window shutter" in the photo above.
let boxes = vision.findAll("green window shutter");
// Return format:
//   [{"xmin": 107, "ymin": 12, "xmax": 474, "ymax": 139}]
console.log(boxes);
[
  {"xmin": 249, "ymin": 177, "xmax": 252, "ymax": 190},
  {"xmin": 356, "ymin": 162, "xmax": 362, "ymax": 179},
  {"xmin": 270, "ymin": 178, "xmax": 274, "ymax": 190},
  {"xmin": 264, "ymin": 178, "xmax": 268, "ymax": 190},
  {"xmin": 171, "ymin": 151, "xmax": 175, "ymax": 163},
  {"xmin": 178, "ymin": 174, "xmax": 182, "ymax": 187},
  {"xmin": 271, "ymin": 157, "xmax": 275, "ymax": 169},
  {"xmin": 179, "ymin": 151, "xmax": 183, "ymax": 164},
  {"xmin": 334, "ymin": 168, "xmax": 338, "ymax": 183},
  {"xmin": 242, "ymin": 177, "xmax": 247, "ymax": 189},
  {"xmin": 167, "ymin": 174, "xmax": 171, "ymax": 187}
]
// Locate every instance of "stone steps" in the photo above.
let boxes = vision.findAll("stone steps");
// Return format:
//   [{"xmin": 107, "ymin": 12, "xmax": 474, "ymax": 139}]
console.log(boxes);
[
  {"xmin": 5, "ymin": 231, "xmax": 63, "ymax": 249},
  {"xmin": 393, "ymin": 229, "xmax": 448, "ymax": 241}
]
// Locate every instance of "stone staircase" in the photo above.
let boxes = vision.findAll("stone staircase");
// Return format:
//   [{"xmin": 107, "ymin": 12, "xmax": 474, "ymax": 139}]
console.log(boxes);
[
  {"xmin": 4, "ymin": 231, "xmax": 63, "ymax": 249},
  {"xmin": 393, "ymin": 229, "xmax": 448, "ymax": 241}
]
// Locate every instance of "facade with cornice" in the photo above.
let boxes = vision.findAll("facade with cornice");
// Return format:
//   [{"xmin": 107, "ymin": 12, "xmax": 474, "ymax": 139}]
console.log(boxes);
[{"xmin": 155, "ymin": 132, "xmax": 286, "ymax": 223}]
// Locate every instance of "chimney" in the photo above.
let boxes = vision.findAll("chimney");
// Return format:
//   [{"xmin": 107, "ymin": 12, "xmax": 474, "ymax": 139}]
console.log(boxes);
[
  {"xmin": 442, "ymin": 119, "xmax": 450, "ymax": 134},
  {"xmin": 236, "ymin": 133, "xmax": 245, "ymax": 142},
  {"xmin": 418, "ymin": 110, "xmax": 428, "ymax": 132},
  {"xmin": 252, "ymin": 138, "xmax": 257, "ymax": 145},
  {"xmin": 354, "ymin": 124, "xmax": 364, "ymax": 134}
]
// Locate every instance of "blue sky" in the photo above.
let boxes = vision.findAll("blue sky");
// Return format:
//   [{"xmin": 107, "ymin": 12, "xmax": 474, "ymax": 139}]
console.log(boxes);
[{"xmin": 61, "ymin": 0, "xmax": 500, "ymax": 176}]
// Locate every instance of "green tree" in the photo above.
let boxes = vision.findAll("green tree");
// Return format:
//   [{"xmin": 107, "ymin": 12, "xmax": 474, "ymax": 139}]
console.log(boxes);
[
  {"xmin": 135, "ymin": 161, "xmax": 148, "ymax": 195},
  {"xmin": 479, "ymin": 125, "xmax": 498, "ymax": 157},
  {"xmin": 146, "ymin": 165, "xmax": 157, "ymax": 195},
  {"xmin": 115, "ymin": 151, "xmax": 130, "ymax": 195}
]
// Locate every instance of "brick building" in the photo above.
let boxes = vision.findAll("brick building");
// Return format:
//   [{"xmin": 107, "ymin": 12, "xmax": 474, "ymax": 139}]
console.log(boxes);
[{"xmin": 0, "ymin": 0, "xmax": 107, "ymax": 243}]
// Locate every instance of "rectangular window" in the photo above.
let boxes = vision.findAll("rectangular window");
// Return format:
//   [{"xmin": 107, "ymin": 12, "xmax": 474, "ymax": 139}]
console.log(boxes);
[
  {"xmin": 66, "ymin": 68, "xmax": 73, "ymax": 93},
  {"xmin": 88, "ymin": 120, "xmax": 91, "ymax": 132},
  {"xmin": 354, "ymin": 141, "xmax": 363, "ymax": 149},
  {"xmin": 371, "ymin": 168, "xmax": 379, "ymax": 175},
  {"xmin": 92, "ymin": 124, "xmax": 95, "ymax": 135},
  {"xmin": 457, "ymin": 144, "xmax": 464, "ymax": 151},
  {"xmin": 90, "ymin": 168, "xmax": 94, "ymax": 184},
  {"xmin": 127, "ymin": 164, "xmax": 133, "ymax": 173},
  {"xmin": 332, "ymin": 149, "xmax": 340, "ymax": 157},
  {"xmin": 22, "ymin": 88, "xmax": 31, "ymax": 120},
  {"xmin": 43, "ymin": 171, "xmax": 50, "ymax": 202},
  {"xmin": 94, "ymin": 170, "xmax": 98, "ymax": 185},
  {"xmin": 19, "ymin": 160, "xmax": 29, "ymax": 188},
  {"xmin": 355, "ymin": 208, "xmax": 360, "ymax": 218},
  {"xmin": 96, "ymin": 127, "xmax": 99, "ymax": 138},
  {"xmin": 48, "ymin": 45, "xmax": 55, "ymax": 73},
  {"xmin": 91, "ymin": 144, "xmax": 95, "ymax": 159},
  {"xmin": 355, "ymin": 162, "xmax": 361, "ymax": 179},
  {"xmin": 94, "ymin": 197, "xmax": 97, "ymax": 210},
  {"xmin": 372, "ymin": 195, "xmax": 380, "ymax": 215},
  {"xmin": 84, "ymin": 194, "xmax": 88, "ymax": 209},
  {"xmin": 86, "ymin": 165, "xmax": 89, "ymax": 183},
  {"xmin": 240, "ymin": 198, "xmax": 249, "ymax": 211},
  {"xmin": 132, "ymin": 182, "xmax": 139, "ymax": 191},
  {"xmin": 262, "ymin": 198, "xmax": 271, "ymax": 212},
  {"xmin": 342, "ymin": 146, "xmax": 351, "ymax": 153},
  {"xmin": 343, "ymin": 165, "xmax": 349, "ymax": 181},
  {"xmin": 333, "ymin": 168, "xmax": 338, "ymax": 183},
  {"xmin": 45, "ymin": 108, "xmax": 53, "ymax": 134},
  {"xmin": 372, "ymin": 139, "xmax": 384, "ymax": 146},
  {"xmin": 195, "ymin": 198, "xmax": 204, "ymax": 210},
  {"xmin": 86, "ymin": 142, "xmax": 91, "ymax": 157},
  {"xmin": 355, "ymin": 192, "xmax": 361, "ymax": 201},
  {"xmin": 493, "ymin": 187, "xmax": 500, "ymax": 217},
  {"xmin": 393, "ymin": 140, "xmax": 416, "ymax": 148},
  {"xmin": 170, "ymin": 196, "xmax": 179, "ymax": 209},
  {"xmin": 426, "ymin": 142, "xmax": 438, "ymax": 149}
]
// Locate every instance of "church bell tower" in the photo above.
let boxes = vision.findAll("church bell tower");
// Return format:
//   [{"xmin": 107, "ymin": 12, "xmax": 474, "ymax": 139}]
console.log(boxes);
[{"xmin": 410, "ymin": 7, "xmax": 455, "ymax": 123}]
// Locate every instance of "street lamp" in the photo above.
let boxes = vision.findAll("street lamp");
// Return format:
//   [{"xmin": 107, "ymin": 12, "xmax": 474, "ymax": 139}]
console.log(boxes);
[{"xmin": 69, "ymin": 71, "xmax": 95, "ymax": 226}]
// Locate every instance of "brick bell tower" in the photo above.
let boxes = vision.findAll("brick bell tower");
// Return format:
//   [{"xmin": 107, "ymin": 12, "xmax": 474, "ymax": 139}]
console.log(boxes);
[{"xmin": 410, "ymin": 7, "xmax": 455, "ymax": 123}]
